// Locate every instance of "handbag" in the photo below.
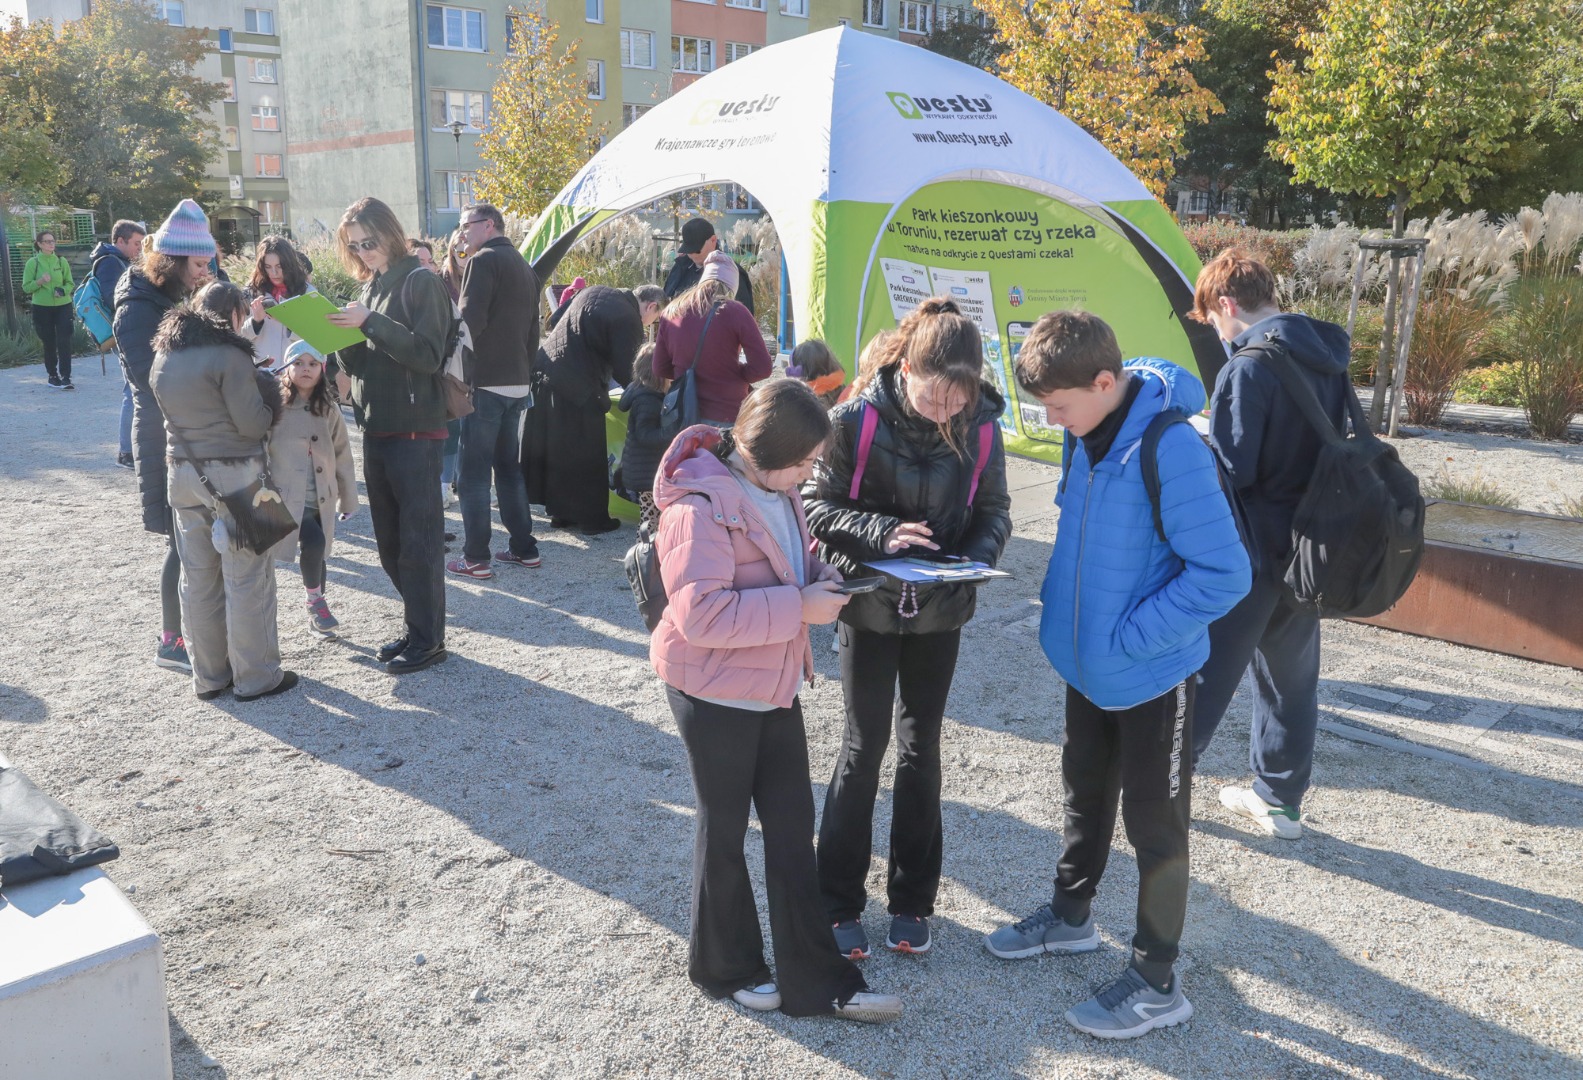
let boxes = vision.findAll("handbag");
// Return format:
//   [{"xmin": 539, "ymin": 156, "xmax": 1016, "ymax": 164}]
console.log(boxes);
[{"xmin": 659, "ymin": 301, "xmax": 722, "ymax": 438}]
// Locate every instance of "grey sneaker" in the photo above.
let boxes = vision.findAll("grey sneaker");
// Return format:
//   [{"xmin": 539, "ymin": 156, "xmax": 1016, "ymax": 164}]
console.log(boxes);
[
  {"xmin": 832, "ymin": 918, "xmax": 870, "ymax": 960},
  {"xmin": 306, "ymin": 595, "xmax": 339, "ymax": 638},
  {"xmin": 885, "ymin": 914, "xmax": 930, "ymax": 954},
  {"xmin": 1065, "ymin": 966, "xmax": 1192, "ymax": 1039},
  {"xmin": 984, "ymin": 903, "xmax": 1100, "ymax": 959},
  {"xmin": 1220, "ymin": 785, "xmax": 1302, "ymax": 839},
  {"xmin": 830, "ymin": 991, "xmax": 902, "ymax": 1024}
]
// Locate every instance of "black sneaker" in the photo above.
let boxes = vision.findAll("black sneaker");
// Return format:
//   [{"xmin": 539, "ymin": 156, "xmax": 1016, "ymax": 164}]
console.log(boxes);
[
  {"xmin": 236, "ymin": 670, "xmax": 299, "ymax": 702},
  {"xmin": 61, "ymin": 378, "xmax": 75, "ymax": 390},
  {"xmin": 116, "ymin": 452, "xmax": 135, "ymax": 469},
  {"xmin": 886, "ymin": 914, "xmax": 931, "ymax": 955},
  {"xmin": 832, "ymin": 919, "xmax": 870, "ymax": 960},
  {"xmin": 387, "ymin": 644, "xmax": 448, "ymax": 674},
  {"xmin": 47, "ymin": 376, "xmax": 62, "ymax": 388},
  {"xmin": 375, "ymin": 636, "xmax": 409, "ymax": 664}
]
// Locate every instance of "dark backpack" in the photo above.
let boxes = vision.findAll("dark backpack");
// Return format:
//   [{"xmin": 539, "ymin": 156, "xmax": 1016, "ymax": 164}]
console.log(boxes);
[
  {"xmin": 1058, "ymin": 414, "xmax": 1260, "ymax": 580},
  {"xmin": 659, "ymin": 301, "xmax": 721, "ymax": 438},
  {"xmin": 1245, "ymin": 341, "xmax": 1425, "ymax": 618},
  {"xmin": 624, "ymin": 516, "xmax": 669, "ymax": 631}
]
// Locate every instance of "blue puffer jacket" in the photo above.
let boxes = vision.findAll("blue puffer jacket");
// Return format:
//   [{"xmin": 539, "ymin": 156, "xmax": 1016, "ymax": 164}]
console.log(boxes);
[{"xmin": 1039, "ymin": 359, "xmax": 1252, "ymax": 710}]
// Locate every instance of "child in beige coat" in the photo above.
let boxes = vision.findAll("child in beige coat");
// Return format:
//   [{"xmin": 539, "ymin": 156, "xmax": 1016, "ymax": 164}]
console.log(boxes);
[{"xmin": 267, "ymin": 340, "xmax": 359, "ymax": 636}]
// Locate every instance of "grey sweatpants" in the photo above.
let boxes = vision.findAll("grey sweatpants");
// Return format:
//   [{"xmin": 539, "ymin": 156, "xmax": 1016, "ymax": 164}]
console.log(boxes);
[{"xmin": 169, "ymin": 459, "xmax": 283, "ymax": 697}]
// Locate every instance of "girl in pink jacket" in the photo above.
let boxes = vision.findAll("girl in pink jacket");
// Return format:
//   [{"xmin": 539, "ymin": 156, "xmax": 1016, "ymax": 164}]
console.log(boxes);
[{"xmin": 649, "ymin": 380, "xmax": 902, "ymax": 1024}]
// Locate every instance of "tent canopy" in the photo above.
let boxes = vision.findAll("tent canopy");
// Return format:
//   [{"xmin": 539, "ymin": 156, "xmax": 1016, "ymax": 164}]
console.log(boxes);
[{"xmin": 523, "ymin": 27, "xmax": 1222, "ymax": 461}]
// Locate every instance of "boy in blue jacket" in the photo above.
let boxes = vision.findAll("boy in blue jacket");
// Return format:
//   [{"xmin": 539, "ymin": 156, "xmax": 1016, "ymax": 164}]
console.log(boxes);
[{"xmin": 985, "ymin": 311, "xmax": 1251, "ymax": 1039}]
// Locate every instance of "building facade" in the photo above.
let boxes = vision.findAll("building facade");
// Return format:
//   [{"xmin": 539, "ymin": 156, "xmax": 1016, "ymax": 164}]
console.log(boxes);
[{"xmin": 2, "ymin": 0, "xmax": 292, "ymax": 246}]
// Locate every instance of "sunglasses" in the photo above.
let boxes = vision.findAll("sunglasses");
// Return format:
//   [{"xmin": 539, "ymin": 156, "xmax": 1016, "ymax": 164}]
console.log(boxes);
[{"xmin": 346, "ymin": 237, "xmax": 381, "ymax": 253}]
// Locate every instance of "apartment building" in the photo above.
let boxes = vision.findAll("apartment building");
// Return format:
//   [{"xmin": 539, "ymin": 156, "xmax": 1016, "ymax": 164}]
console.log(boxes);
[
  {"xmin": 278, "ymin": 1, "xmax": 985, "ymax": 241},
  {"xmin": 1, "ymin": 0, "xmax": 292, "ymax": 246}
]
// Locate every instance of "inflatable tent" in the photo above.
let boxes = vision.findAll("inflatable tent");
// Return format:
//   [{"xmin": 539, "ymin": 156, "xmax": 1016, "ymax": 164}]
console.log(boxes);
[{"xmin": 523, "ymin": 26, "xmax": 1223, "ymax": 462}]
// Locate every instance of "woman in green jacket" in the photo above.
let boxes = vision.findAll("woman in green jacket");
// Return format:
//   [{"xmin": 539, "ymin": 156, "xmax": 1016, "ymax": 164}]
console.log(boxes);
[{"xmin": 23, "ymin": 230, "xmax": 76, "ymax": 389}]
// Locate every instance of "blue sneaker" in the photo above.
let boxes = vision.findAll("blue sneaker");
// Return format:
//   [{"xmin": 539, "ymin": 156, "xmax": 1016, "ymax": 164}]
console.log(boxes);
[
  {"xmin": 832, "ymin": 919, "xmax": 870, "ymax": 960},
  {"xmin": 1065, "ymin": 966, "xmax": 1193, "ymax": 1039},
  {"xmin": 984, "ymin": 903, "xmax": 1100, "ymax": 959},
  {"xmin": 885, "ymin": 914, "xmax": 931, "ymax": 954}
]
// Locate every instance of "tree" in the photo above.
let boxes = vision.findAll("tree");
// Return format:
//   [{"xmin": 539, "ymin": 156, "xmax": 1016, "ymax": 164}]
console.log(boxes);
[
  {"xmin": 1269, "ymin": 0, "xmax": 1553, "ymax": 429},
  {"xmin": 920, "ymin": 13, "xmax": 1004, "ymax": 73},
  {"xmin": 0, "ymin": 18, "xmax": 66, "ymax": 209},
  {"xmin": 21, "ymin": 0, "xmax": 222, "ymax": 224},
  {"xmin": 976, "ymin": 0, "xmax": 1222, "ymax": 199},
  {"xmin": 474, "ymin": 8, "xmax": 603, "ymax": 221}
]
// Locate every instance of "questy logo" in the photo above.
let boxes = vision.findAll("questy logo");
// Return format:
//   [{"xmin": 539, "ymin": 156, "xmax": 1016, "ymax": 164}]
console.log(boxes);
[
  {"xmin": 690, "ymin": 94, "xmax": 780, "ymax": 126},
  {"xmin": 887, "ymin": 90, "xmax": 994, "ymax": 120}
]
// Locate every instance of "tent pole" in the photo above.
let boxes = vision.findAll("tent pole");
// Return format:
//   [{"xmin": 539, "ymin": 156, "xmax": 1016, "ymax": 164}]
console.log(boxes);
[{"xmin": 778, "ymin": 251, "xmax": 792, "ymax": 355}]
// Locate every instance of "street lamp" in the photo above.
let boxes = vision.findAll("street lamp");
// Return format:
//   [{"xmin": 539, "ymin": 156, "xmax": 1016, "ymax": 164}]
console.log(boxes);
[{"xmin": 448, "ymin": 119, "xmax": 466, "ymax": 217}]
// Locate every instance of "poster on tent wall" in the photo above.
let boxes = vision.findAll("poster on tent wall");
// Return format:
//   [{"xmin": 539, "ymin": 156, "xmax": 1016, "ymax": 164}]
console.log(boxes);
[{"xmin": 862, "ymin": 179, "xmax": 1200, "ymax": 464}]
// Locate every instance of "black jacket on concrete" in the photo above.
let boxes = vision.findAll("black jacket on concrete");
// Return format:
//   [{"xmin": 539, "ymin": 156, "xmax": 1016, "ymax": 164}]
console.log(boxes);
[
  {"xmin": 458, "ymin": 234, "xmax": 540, "ymax": 388},
  {"xmin": 803, "ymin": 364, "xmax": 1012, "ymax": 635}
]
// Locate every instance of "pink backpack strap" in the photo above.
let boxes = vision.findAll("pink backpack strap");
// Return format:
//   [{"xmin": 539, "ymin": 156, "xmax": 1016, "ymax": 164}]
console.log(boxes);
[
  {"xmin": 847, "ymin": 402, "xmax": 879, "ymax": 502},
  {"xmin": 967, "ymin": 421, "xmax": 994, "ymax": 505}
]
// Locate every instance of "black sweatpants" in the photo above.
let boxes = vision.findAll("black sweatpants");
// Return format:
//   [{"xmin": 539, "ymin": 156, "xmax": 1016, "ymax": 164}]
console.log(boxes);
[
  {"xmin": 1055, "ymin": 678, "xmax": 1194, "ymax": 984},
  {"xmin": 363, "ymin": 434, "xmax": 446, "ymax": 653},
  {"xmin": 298, "ymin": 509, "xmax": 326, "ymax": 591},
  {"xmin": 667, "ymin": 687, "xmax": 867, "ymax": 1016},
  {"xmin": 32, "ymin": 303, "xmax": 73, "ymax": 381},
  {"xmin": 818, "ymin": 625, "xmax": 961, "ymax": 920}
]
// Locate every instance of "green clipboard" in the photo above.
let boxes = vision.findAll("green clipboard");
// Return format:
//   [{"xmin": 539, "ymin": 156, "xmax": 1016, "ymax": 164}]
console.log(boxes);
[{"xmin": 265, "ymin": 292, "xmax": 368, "ymax": 355}]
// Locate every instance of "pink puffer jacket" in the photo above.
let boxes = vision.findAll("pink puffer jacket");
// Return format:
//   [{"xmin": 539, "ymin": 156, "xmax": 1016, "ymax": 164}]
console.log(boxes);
[{"xmin": 649, "ymin": 426, "xmax": 832, "ymax": 708}]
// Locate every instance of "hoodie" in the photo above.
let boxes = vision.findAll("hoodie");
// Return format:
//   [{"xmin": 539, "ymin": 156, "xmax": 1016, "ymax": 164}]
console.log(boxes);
[
  {"xmin": 648, "ymin": 426, "xmax": 834, "ymax": 709},
  {"xmin": 1210, "ymin": 312, "xmax": 1353, "ymax": 566},
  {"xmin": 1040, "ymin": 358, "xmax": 1251, "ymax": 710},
  {"xmin": 90, "ymin": 242, "xmax": 131, "ymax": 302}
]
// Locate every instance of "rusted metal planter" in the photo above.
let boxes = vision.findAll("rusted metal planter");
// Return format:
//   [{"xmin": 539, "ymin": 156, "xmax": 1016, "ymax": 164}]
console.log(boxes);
[{"xmin": 1352, "ymin": 500, "xmax": 1583, "ymax": 670}]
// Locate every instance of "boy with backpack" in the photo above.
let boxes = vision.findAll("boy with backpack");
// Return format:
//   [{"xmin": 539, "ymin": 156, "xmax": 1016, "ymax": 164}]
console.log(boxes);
[
  {"xmin": 985, "ymin": 311, "xmax": 1250, "ymax": 1039},
  {"xmin": 1188, "ymin": 250, "xmax": 1357, "ymax": 840}
]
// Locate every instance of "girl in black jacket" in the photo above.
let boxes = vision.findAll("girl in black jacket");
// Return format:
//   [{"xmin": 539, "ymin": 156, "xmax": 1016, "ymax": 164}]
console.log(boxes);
[
  {"xmin": 803, "ymin": 297, "xmax": 1012, "ymax": 960},
  {"xmin": 617, "ymin": 344, "xmax": 669, "ymax": 527}
]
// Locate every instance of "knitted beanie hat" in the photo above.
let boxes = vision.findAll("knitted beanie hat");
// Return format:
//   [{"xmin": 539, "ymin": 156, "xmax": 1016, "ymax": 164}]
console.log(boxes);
[
  {"xmin": 699, "ymin": 250, "xmax": 738, "ymax": 293},
  {"xmin": 150, "ymin": 199, "xmax": 217, "ymax": 258}
]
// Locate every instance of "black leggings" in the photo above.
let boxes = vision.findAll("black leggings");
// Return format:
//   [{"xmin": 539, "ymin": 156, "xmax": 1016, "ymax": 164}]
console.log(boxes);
[
  {"xmin": 161, "ymin": 532, "xmax": 182, "ymax": 637},
  {"xmin": 299, "ymin": 509, "xmax": 326, "ymax": 590}
]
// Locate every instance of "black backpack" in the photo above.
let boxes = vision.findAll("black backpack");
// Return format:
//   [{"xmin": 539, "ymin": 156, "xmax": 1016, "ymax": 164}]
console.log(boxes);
[
  {"xmin": 624, "ymin": 515, "xmax": 669, "ymax": 631},
  {"xmin": 1245, "ymin": 341, "xmax": 1425, "ymax": 618}
]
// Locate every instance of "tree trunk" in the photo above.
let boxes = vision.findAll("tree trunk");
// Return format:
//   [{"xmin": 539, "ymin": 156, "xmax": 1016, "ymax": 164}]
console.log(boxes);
[{"xmin": 1369, "ymin": 189, "xmax": 1408, "ymax": 432}]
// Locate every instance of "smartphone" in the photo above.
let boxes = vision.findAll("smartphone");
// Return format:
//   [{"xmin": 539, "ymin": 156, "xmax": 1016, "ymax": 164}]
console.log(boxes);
[{"xmin": 834, "ymin": 576, "xmax": 885, "ymax": 595}]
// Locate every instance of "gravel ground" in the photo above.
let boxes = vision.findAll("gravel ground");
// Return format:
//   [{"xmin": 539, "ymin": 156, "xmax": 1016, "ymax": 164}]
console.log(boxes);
[{"xmin": 1, "ymin": 365, "xmax": 1580, "ymax": 1080}]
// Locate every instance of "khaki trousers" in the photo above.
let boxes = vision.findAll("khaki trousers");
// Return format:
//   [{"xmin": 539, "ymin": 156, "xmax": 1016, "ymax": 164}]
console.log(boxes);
[{"xmin": 169, "ymin": 459, "xmax": 283, "ymax": 697}]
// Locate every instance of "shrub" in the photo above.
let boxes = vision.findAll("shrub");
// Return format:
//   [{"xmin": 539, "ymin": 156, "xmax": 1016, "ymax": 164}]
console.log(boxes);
[
  {"xmin": 1554, "ymin": 492, "xmax": 1583, "ymax": 518},
  {"xmin": 1422, "ymin": 466, "xmax": 1519, "ymax": 508},
  {"xmin": 1181, "ymin": 221, "xmax": 1304, "ymax": 277},
  {"xmin": 554, "ymin": 214, "xmax": 659, "ymax": 292},
  {"xmin": 0, "ymin": 322, "xmax": 99, "ymax": 369},
  {"xmin": 1509, "ymin": 287, "xmax": 1583, "ymax": 439},
  {"xmin": 1404, "ymin": 295, "xmax": 1499, "ymax": 425},
  {"xmin": 1454, "ymin": 361, "xmax": 1525, "ymax": 407}
]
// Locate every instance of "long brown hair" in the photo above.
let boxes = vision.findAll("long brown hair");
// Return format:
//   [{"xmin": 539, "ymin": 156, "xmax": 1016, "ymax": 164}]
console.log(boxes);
[
  {"xmin": 335, "ymin": 197, "xmax": 409, "ymax": 280},
  {"xmin": 871, "ymin": 297, "xmax": 982, "ymax": 453},
  {"xmin": 249, "ymin": 235, "xmax": 309, "ymax": 297},
  {"xmin": 280, "ymin": 355, "xmax": 335, "ymax": 417},
  {"xmin": 141, "ymin": 237, "xmax": 204, "ymax": 301}
]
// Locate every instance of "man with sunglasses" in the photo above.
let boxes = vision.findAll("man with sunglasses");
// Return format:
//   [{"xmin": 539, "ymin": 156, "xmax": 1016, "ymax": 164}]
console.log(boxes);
[{"xmin": 445, "ymin": 203, "xmax": 543, "ymax": 579}]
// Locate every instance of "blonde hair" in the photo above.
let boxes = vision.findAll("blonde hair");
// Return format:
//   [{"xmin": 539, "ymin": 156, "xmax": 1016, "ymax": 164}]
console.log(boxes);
[
  {"xmin": 335, "ymin": 197, "xmax": 410, "ymax": 281},
  {"xmin": 664, "ymin": 277, "xmax": 733, "ymax": 321},
  {"xmin": 847, "ymin": 328, "xmax": 897, "ymax": 400}
]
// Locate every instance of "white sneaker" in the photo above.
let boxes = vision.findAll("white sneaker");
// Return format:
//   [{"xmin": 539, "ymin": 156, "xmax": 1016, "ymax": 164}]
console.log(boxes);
[
  {"xmin": 731, "ymin": 982, "xmax": 781, "ymax": 1011},
  {"xmin": 830, "ymin": 991, "xmax": 903, "ymax": 1024},
  {"xmin": 1220, "ymin": 785, "xmax": 1302, "ymax": 839},
  {"xmin": 441, "ymin": 484, "xmax": 457, "ymax": 508}
]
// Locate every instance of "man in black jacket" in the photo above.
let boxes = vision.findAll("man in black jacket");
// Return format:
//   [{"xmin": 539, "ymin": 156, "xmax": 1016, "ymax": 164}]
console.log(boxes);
[
  {"xmin": 447, "ymin": 203, "xmax": 543, "ymax": 578},
  {"xmin": 95, "ymin": 219, "xmax": 146, "ymax": 468},
  {"xmin": 662, "ymin": 217, "xmax": 754, "ymax": 314}
]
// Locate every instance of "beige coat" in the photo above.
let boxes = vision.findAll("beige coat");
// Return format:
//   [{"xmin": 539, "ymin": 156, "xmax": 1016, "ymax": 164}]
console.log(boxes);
[{"xmin": 266, "ymin": 398, "xmax": 358, "ymax": 563}]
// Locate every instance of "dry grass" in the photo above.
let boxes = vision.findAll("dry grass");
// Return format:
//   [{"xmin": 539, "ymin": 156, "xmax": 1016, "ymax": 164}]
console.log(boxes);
[
  {"xmin": 1422, "ymin": 466, "xmax": 1521, "ymax": 509},
  {"xmin": 1405, "ymin": 296, "xmax": 1500, "ymax": 425}
]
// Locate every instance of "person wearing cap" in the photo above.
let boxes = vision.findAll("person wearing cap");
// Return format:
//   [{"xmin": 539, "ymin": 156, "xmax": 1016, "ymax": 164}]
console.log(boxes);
[
  {"xmin": 654, "ymin": 251, "xmax": 774, "ymax": 426},
  {"xmin": 113, "ymin": 198, "xmax": 217, "ymax": 675},
  {"xmin": 663, "ymin": 217, "xmax": 755, "ymax": 315},
  {"xmin": 521, "ymin": 282, "xmax": 666, "ymax": 534},
  {"xmin": 265, "ymin": 340, "xmax": 359, "ymax": 638}
]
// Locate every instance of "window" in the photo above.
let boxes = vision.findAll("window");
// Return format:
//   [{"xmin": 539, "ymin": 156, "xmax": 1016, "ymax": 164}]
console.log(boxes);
[
  {"xmin": 838, "ymin": 17, "xmax": 851, "ymax": 27},
  {"xmin": 862, "ymin": 0, "xmax": 886, "ymax": 27},
  {"xmin": 258, "ymin": 200, "xmax": 284, "ymax": 223},
  {"xmin": 622, "ymin": 103, "xmax": 652, "ymax": 128},
  {"xmin": 724, "ymin": 42, "xmax": 759, "ymax": 64},
  {"xmin": 248, "ymin": 58, "xmax": 277, "ymax": 82},
  {"xmin": 157, "ymin": 1, "xmax": 184, "ymax": 26},
  {"xmin": 724, "ymin": 184, "xmax": 759, "ymax": 213},
  {"xmin": 586, "ymin": 60, "xmax": 605, "ymax": 100},
  {"xmin": 426, "ymin": 4, "xmax": 486, "ymax": 51},
  {"xmin": 244, "ymin": 7, "xmax": 275, "ymax": 34},
  {"xmin": 217, "ymin": 27, "xmax": 233, "ymax": 52},
  {"xmin": 223, "ymin": 77, "xmax": 237, "ymax": 102},
  {"xmin": 899, "ymin": 0, "xmax": 930, "ymax": 33},
  {"xmin": 586, "ymin": 0, "xmax": 603, "ymax": 22},
  {"xmin": 224, "ymin": 126, "xmax": 240, "ymax": 150},
  {"xmin": 430, "ymin": 89, "xmax": 488, "ymax": 129},
  {"xmin": 679, "ymin": 187, "xmax": 718, "ymax": 212},
  {"xmin": 441, "ymin": 171, "xmax": 477, "ymax": 209},
  {"xmin": 779, "ymin": 0, "xmax": 807, "ymax": 14},
  {"xmin": 255, "ymin": 154, "xmax": 283, "ymax": 178},
  {"xmin": 250, "ymin": 104, "xmax": 280, "ymax": 131},
  {"xmin": 672, "ymin": 35, "xmax": 714, "ymax": 74},
  {"xmin": 620, "ymin": 28, "xmax": 654, "ymax": 69},
  {"xmin": 725, "ymin": 0, "xmax": 764, "ymax": 8}
]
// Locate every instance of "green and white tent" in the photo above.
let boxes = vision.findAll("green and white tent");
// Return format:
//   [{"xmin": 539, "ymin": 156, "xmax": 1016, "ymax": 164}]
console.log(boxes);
[{"xmin": 523, "ymin": 26, "xmax": 1222, "ymax": 462}]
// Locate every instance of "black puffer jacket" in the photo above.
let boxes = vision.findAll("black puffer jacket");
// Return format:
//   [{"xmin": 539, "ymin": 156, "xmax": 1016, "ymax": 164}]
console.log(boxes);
[
  {"xmin": 113, "ymin": 268, "xmax": 185, "ymax": 533},
  {"xmin": 803, "ymin": 365, "xmax": 1012, "ymax": 635},
  {"xmin": 617, "ymin": 381, "xmax": 668, "ymax": 493}
]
